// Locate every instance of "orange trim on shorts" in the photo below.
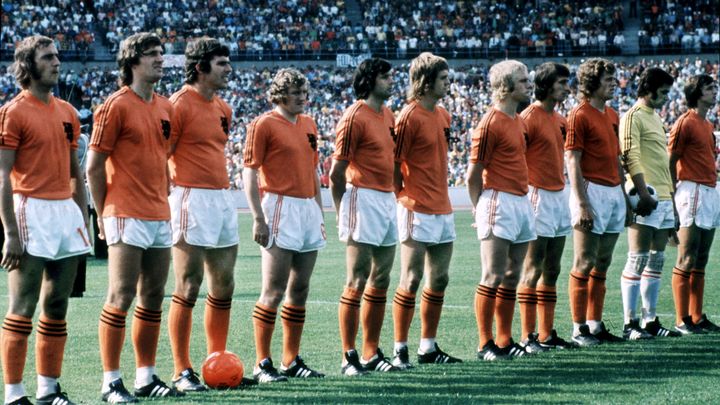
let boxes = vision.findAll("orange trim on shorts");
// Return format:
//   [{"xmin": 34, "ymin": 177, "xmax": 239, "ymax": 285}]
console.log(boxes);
[
  {"xmin": 18, "ymin": 196, "xmax": 29, "ymax": 246},
  {"xmin": 489, "ymin": 190, "xmax": 499, "ymax": 227},
  {"xmin": 349, "ymin": 186, "xmax": 358, "ymax": 235},
  {"xmin": 530, "ymin": 187, "xmax": 540, "ymax": 212},
  {"xmin": 77, "ymin": 227, "xmax": 90, "ymax": 247},
  {"xmin": 407, "ymin": 209, "xmax": 414, "ymax": 236},
  {"xmin": 272, "ymin": 195, "xmax": 283, "ymax": 238},
  {"xmin": 180, "ymin": 187, "xmax": 191, "ymax": 240},
  {"xmin": 691, "ymin": 183, "xmax": 699, "ymax": 217}
]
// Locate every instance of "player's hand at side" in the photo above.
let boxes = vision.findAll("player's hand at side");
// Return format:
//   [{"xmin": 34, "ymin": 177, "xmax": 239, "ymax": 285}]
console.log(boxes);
[
  {"xmin": 578, "ymin": 203, "xmax": 594, "ymax": 232},
  {"xmin": 634, "ymin": 193, "xmax": 658, "ymax": 217},
  {"xmin": 1, "ymin": 235, "xmax": 23, "ymax": 270},
  {"xmin": 97, "ymin": 216, "xmax": 105, "ymax": 240},
  {"xmin": 253, "ymin": 219, "xmax": 270, "ymax": 247}
]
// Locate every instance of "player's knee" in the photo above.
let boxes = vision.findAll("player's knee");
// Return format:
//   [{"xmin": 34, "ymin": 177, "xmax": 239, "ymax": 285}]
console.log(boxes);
[
  {"xmin": 428, "ymin": 272, "xmax": 449, "ymax": 291},
  {"xmin": 694, "ymin": 253, "xmax": 709, "ymax": 270},
  {"xmin": 210, "ymin": 280, "xmax": 235, "ymax": 300},
  {"xmin": 346, "ymin": 273, "xmax": 368, "ymax": 291},
  {"xmin": 369, "ymin": 270, "xmax": 392, "ymax": 290},
  {"xmin": 286, "ymin": 283, "xmax": 309, "ymax": 304},
  {"xmin": 41, "ymin": 295, "xmax": 69, "ymax": 320},
  {"xmin": 8, "ymin": 295, "xmax": 39, "ymax": 319},
  {"xmin": 594, "ymin": 255, "xmax": 613, "ymax": 271},
  {"xmin": 573, "ymin": 253, "xmax": 596, "ymax": 273},
  {"xmin": 399, "ymin": 270, "xmax": 422, "ymax": 292},
  {"xmin": 258, "ymin": 289, "xmax": 284, "ymax": 308},
  {"xmin": 176, "ymin": 283, "xmax": 201, "ymax": 302},
  {"xmin": 107, "ymin": 284, "xmax": 137, "ymax": 310},
  {"xmin": 501, "ymin": 273, "xmax": 520, "ymax": 289},
  {"xmin": 539, "ymin": 268, "xmax": 560, "ymax": 286},
  {"xmin": 521, "ymin": 265, "xmax": 542, "ymax": 287},
  {"xmin": 481, "ymin": 271, "xmax": 503, "ymax": 288}
]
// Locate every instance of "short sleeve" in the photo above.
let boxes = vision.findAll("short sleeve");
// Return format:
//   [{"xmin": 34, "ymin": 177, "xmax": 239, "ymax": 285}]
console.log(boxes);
[
  {"xmin": 470, "ymin": 115, "xmax": 496, "ymax": 165},
  {"xmin": 0, "ymin": 104, "xmax": 22, "ymax": 150},
  {"xmin": 90, "ymin": 100, "xmax": 122, "ymax": 154},
  {"xmin": 334, "ymin": 107, "xmax": 361, "ymax": 161},
  {"xmin": 243, "ymin": 116, "xmax": 268, "ymax": 169},
  {"xmin": 564, "ymin": 108, "xmax": 585, "ymax": 151}
]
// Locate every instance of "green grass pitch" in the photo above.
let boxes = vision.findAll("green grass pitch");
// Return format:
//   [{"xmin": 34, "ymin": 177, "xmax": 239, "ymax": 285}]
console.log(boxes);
[{"xmin": 1, "ymin": 210, "xmax": 719, "ymax": 404}]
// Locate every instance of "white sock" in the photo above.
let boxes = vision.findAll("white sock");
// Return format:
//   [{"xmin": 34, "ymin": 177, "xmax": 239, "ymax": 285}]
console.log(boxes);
[
  {"xmin": 418, "ymin": 338, "xmax": 436, "ymax": 353},
  {"xmin": 641, "ymin": 250, "xmax": 664, "ymax": 323},
  {"xmin": 587, "ymin": 320, "xmax": 602, "ymax": 334},
  {"xmin": 393, "ymin": 341, "xmax": 407, "ymax": 352},
  {"xmin": 102, "ymin": 370, "xmax": 121, "ymax": 393},
  {"xmin": 572, "ymin": 322, "xmax": 585, "ymax": 336},
  {"xmin": 135, "ymin": 366, "xmax": 156, "ymax": 388},
  {"xmin": 621, "ymin": 251, "xmax": 648, "ymax": 324},
  {"xmin": 36, "ymin": 375, "xmax": 58, "ymax": 399},
  {"xmin": 5, "ymin": 383, "xmax": 26, "ymax": 403}
]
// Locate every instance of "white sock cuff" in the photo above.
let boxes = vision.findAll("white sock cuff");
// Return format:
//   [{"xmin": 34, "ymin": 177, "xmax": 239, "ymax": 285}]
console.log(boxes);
[
  {"xmin": 36, "ymin": 375, "xmax": 58, "ymax": 398},
  {"xmin": 135, "ymin": 366, "xmax": 156, "ymax": 388},
  {"xmin": 418, "ymin": 338, "xmax": 436, "ymax": 353},
  {"xmin": 5, "ymin": 383, "xmax": 27, "ymax": 403},
  {"xmin": 623, "ymin": 251, "xmax": 649, "ymax": 278},
  {"xmin": 102, "ymin": 370, "xmax": 121, "ymax": 391}
]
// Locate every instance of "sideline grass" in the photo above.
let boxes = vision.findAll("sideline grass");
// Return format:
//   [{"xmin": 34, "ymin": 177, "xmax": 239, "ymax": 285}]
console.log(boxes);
[{"xmin": 1, "ymin": 211, "xmax": 719, "ymax": 404}]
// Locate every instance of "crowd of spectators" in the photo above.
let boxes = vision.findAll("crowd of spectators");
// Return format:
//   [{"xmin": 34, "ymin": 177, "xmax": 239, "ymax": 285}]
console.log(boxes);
[
  {"xmin": 0, "ymin": 0, "xmax": 96, "ymax": 60},
  {"xmin": 638, "ymin": 0, "xmax": 720, "ymax": 54},
  {"xmin": 359, "ymin": 0, "xmax": 627, "ymax": 60},
  {"xmin": 1, "ymin": 58, "xmax": 718, "ymax": 189},
  {"xmin": 94, "ymin": 0, "xmax": 354, "ymax": 59},
  {"xmin": 3, "ymin": 1, "xmax": 720, "ymax": 61},
  {"xmin": 94, "ymin": 0, "xmax": 629, "ymax": 59}
]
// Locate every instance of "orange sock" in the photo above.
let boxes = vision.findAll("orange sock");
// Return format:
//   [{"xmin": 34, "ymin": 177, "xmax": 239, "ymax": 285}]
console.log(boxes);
[
  {"xmin": 495, "ymin": 287, "xmax": 516, "ymax": 348},
  {"xmin": 252, "ymin": 303, "xmax": 276, "ymax": 365},
  {"xmin": 517, "ymin": 286, "xmax": 537, "ymax": 339},
  {"xmin": 672, "ymin": 267, "xmax": 691, "ymax": 325},
  {"xmin": 1, "ymin": 314, "xmax": 32, "ymax": 384},
  {"xmin": 338, "ymin": 287, "xmax": 362, "ymax": 353},
  {"xmin": 361, "ymin": 287, "xmax": 387, "ymax": 360},
  {"xmin": 281, "ymin": 304, "xmax": 305, "ymax": 367},
  {"xmin": 420, "ymin": 288, "xmax": 444, "ymax": 339},
  {"xmin": 392, "ymin": 288, "xmax": 416, "ymax": 343},
  {"xmin": 568, "ymin": 271, "xmax": 589, "ymax": 323},
  {"xmin": 35, "ymin": 316, "xmax": 67, "ymax": 378},
  {"xmin": 475, "ymin": 284, "xmax": 496, "ymax": 348},
  {"xmin": 587, "ymin": 269, "xmax": 606, "ymax": 321},
  {"xmin": 99, "ymin": 305, "xmax": 127, "ymax": 371},
  {"xmin": 689, "ymin": 269, "xmax": 705, "ymax": 323},
  {"xmin": 168, "ymin": 294, "xmax": 195, "ymax": 375},
  {"xmin": 536, "ymin": 284, "xmax": 557, "ymax": 341},
  {"xmin": 205, "ymin": 295, "xmax": 232, "ymax": 354},
  {"xmin": 132, "ymin": 306, "xmax": 162, "ymax": 368}
]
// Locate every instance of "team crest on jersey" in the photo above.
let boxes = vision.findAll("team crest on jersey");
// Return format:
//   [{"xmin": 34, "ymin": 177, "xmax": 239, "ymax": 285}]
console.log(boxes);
[
  {"xmin": 307, "ymin": 133, "xmax": 317, "ymax": 151},
  {"xmin": 161, "ymin": 120, "xmax": 171, "ymax": 139},
  {"xmin": 62, "ymin": 122, "xmax": 73, "ymax": 142},
  {"xmin": 220, "ymin": 116, "xmax": 229, "ymax": 135}
]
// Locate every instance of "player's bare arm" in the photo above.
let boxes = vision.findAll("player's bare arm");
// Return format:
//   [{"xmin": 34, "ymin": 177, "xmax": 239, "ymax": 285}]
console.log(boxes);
[
  {"xmin": 329, "ymin": 159, "xmax": 350, "ymax": 217},
  {"xmin": 566, "ymin": 149, "xmax": 593, "ymax": 231},
  {"xmin": 243, "ymin": 167, "xmax": 269, "ymax": 247},
  {"xmin": 0, "ymin": 149, "xmax": 21, "ymax": 269},
  {"xmin": 86, "ymin": 151, "xmax": 109, "ymax": 239}
]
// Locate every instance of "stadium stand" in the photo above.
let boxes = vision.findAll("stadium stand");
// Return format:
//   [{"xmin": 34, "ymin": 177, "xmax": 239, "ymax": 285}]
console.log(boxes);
[
  {"xmin": 1, "ymin": 0, "xmax": 96, "ymax": 61},
  {"xmin": 638, "ymin": 0, "xmax": 720, "ymax": 54}
]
